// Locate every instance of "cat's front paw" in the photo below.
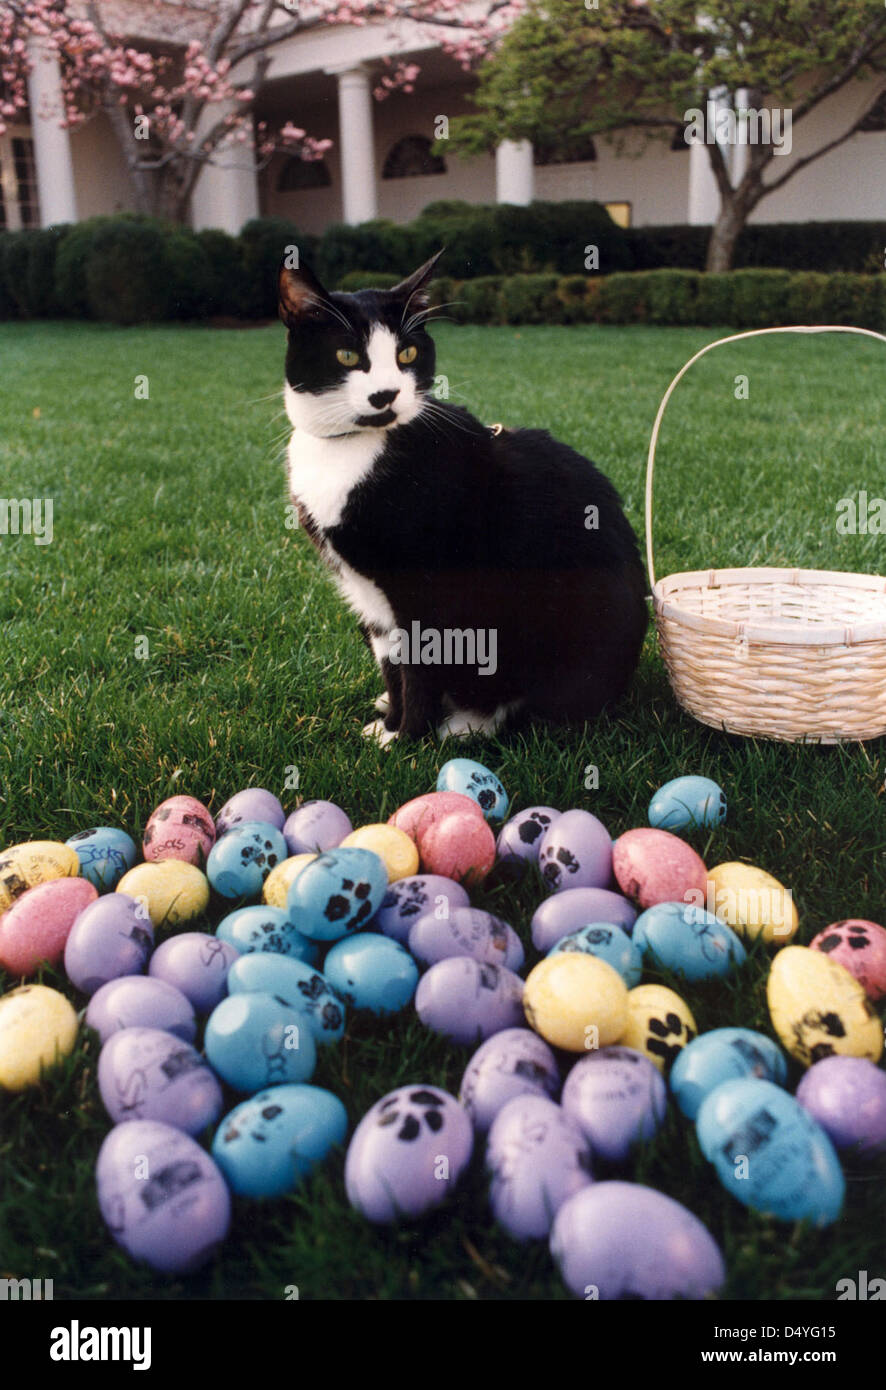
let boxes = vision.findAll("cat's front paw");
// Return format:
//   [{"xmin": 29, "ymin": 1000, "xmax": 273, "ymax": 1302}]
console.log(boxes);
[
  {"xmin": 362, "ymin": 718, "xmax": 399, "ymax": 748},
  {"xmin": 373, "ymin": 691, "xmax": 391, "ymax": 716}
]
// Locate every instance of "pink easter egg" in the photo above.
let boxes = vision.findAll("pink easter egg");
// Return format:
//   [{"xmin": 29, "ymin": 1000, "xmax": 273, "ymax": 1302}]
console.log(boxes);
[
  {"xmin": 612, "ymin": 828, "xmax": 707, "ymax": 911},
  {"xmin": 143, "ymin": 795, "xmax": 215, "ymax": 867},
  {"xmin": 809, "ymin": 919, "xmax": 886, "ymax": 1002},
  {"xmin": 417, "ymin": 809, "xmax": 496, "ymax": 887},
  {"xmin": 388, "ymin": 792, "xmax": 484, "ymax": 842},
  {"xmin": 0, "ymin": 877, "xmax": 99, "ymax": 976}
]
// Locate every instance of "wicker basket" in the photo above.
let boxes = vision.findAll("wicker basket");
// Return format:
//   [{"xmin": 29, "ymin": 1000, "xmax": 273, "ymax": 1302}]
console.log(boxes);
[{"xmin": 645, "ymin": 325, "xmax": 886, "ymax": 744}]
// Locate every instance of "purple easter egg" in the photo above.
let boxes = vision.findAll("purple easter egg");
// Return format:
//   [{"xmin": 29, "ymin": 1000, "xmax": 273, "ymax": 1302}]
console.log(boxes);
[
  {"xmin": 415, "ymin": 958, "xmax": 525, "ymax": 1045},
  {"xmin": 216, "ymin": 788, "xmax": 285, "ymax": 836},
  {"xmin": 551, "ymin": 1181, "xmax": 726, "ymax": 1300},
  {"xmin": 459, "ymin": 1028, "xmax": 560, "ymax": 1131},
  {"xmin": 64, "ymin": 894, "xmax": 154, "ymax": 995},
  {"xmin": 531, "ymin": 887, "xmax": 637, "ymax": 953},
  {"xmin": 96, "ymin": 1119, "xmax": 230, "ymax": 1273},
  {"xmin": 538, "ymin": 810, "xmax": 613, "ymax": 894},
  {"xmin": 496, "ymin": 807, "xmax": 562, "ymax": 869},
  {"xmin": 561, "ymin": 1046, "xmax": 667, "ymax": 1162},
  {"xmin": 373, "ymin": 874, "xmax": 470, "ymax": 943},
  {"xmin": 408, "ymin": 906, "xmax": 524, "ymax": 971},
  {"xmin": 86, "ymin": 975, "xmax": 197, "ymax": 1044},
  {"xmin": 487, "ymin": 1095, "xmax": 593, "ymax": 1240},
  {"xmin": 148, "ymin": 932, "xmax": 239, "ymax": 1013},
  {"xmin": 345, "ymin": 1085, "xmax": 473, "ymax": 1223},
  {"xmin": 283, "ymin": 801, "xmax": 353, "ymax": 855},
  {"xmin": 795, "ymin": 1056, "xmax": 886, "ymax": 1155},
  {"xmin": 98, "ymin": 1027, "xmax": 222, "ymax": 1134}
]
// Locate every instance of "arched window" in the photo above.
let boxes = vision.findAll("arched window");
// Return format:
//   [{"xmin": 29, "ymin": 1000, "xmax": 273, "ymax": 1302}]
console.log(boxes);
[
  {"xmin": 382, "ymin": 135, "xmax": 446, "ymax": 179},
  {"xmin": 277, "ymin": 156, "xmax": 332, "ymax": 192},
  {"xmin": 533, "ymin": 136, "xmax": 597, "ymax": 165}
]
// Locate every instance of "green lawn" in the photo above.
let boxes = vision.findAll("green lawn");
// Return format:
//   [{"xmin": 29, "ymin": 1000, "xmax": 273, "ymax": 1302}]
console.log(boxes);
[{"xmin": 0, "ymin": 319, "xmax": 884, "ymax": 1301}]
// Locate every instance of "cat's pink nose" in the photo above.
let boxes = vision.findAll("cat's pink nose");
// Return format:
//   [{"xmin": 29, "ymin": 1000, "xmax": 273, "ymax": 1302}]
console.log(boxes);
[{"xmin": 368, "ymin": 389, "xmax": 399, "ymax": 409}]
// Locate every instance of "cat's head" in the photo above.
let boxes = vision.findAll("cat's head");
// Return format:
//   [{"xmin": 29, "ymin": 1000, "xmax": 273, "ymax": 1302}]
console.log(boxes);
[{"xmin": 278, "ymin": 252, "xmax": 443, "ymax": 438}]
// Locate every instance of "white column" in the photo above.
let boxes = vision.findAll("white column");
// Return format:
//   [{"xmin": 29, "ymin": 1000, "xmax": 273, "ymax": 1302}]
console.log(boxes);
[
  {"xmin": 26, "ymin": 42, "xmax": 77, "ymax": 226},
  {"xmin": 687, "ymin": 91, "xmax": 730, "ymax": 225},
  {"xmin": 495, "ymin": 139, "xmax": 534, "ymax": 205},
  {"xmin": 731, "ymin": 87, "xmax": 751, "ymax": 188},
  {"xmin": 327, "ymin": 65, "xmax": 377, "ymax": 225},
  {"xmin": 190, "ymin": 102, "xmax": 260, "ymax": 235}
]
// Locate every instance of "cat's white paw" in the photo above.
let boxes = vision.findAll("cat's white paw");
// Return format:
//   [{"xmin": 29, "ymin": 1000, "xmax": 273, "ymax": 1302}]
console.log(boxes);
[
  {"xmin": 373, "ymin": 691, "xmax": 391, "ymax": 716},
  {"xmin": 437, "ymin": 703, "xmax": 518, "ymax": 740},
  {"xmin": 362, "ymin": 718, "xmax": 398, "ymax": 747}
]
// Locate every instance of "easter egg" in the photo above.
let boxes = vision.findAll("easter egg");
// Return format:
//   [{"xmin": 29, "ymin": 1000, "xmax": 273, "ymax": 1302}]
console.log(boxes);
[
  {"xmin": 286, "ymin": 848, "xmax": 388, "ymax": 941},
  {"xmin": 795, "ymin": 1056, "xmax": 886, "ymax": 1155},
  {"xmin": 206, "ymin": 821, "xmax": 287, "ymax": 900},
  {"xmin": 96, "ymin": 1119, "xmax": 230, "ymax": 1272},
  {"xmin": 547, "ymin": 923, "xmax": 642, "ymax": 988},
  {"xmin": 619, "ymin": 984, "xmax": 697, "ymax": 1074},
  {"xmin": 436, "ymin": 759, "xmax": 509, "ymax": 821},
  {"xmin": 415, "ymin": 958, "xmax": 525, "ymax": 1045},
  {"xmin": 0, "ymin": 841, "xmax": 80, "ymax": 912},
  {"xmin": 215, "ymin": 904, "xmax": 318, "ymax": 965},
  {"xmin": 148, "ymin": 932, "xmax": 239, "ymax": 1014},
  {"xmin": 323, "ymin": 933, "xmax": 419, "ymax": 1014},
  {"xmin": 538, "ymin": 810, "xmax": 612, "ymax": 894},
  {"xmin": 496, "ymin": 807, "xmax": 562, "ymax": 871},
  {"xmin": 416, "ymin": 810, "xmax": 496, "ymax": 885},
  {"xmin": 205, "ymin": 991, "xmax": 317, "ymax": 1092},
  {"xmin": 212, "ymin": 1085, "xmax": 348, "ymax": 1198},
  {"xmin": 551, "ymin": 1182, "xmax": 725, "ymax": 1300},
  {"xmin": 531, "ymin": 887, "xmax": 637, "ymax": 953},
  {"xmin": 648, "ymin": 775, "xmax": 726, "ymax": 831},
  {"xmin": 216, "ymin": 788, "xmax": 285, "ymax": 836},
  {"xmin": 262, "ymin": 853, "xmax": 316, "ymax": 908},
  {"xmin": 86, "ymin": 976, "xmax": 197, "ymax": 1045},
  {"xmin": 0, "ymin": 877, "xmax": 98, "ymax": 976},
  {"xmin": 669, "ymin": 1027, "xmax": 788, "ymax": 1120},
  {"xmin": 408, "ymin": 906, "xmax": 524, "ymax": 971},
  {"xmin": 142, "ymin": 794, "xmax": 215, "ymax": 867},
  {"xmin": 486, "ymin": 1095, "xmax": 593, "ymax": 1240},
  {"xmin": 767, "ymin": 945, "xmax": 883, "ymax": 1066},
  {"xmin": 65, "ymin": 826, "xmax": 138, "ymax": 891},
  {"xmin": 523, "ymin": 954, "xmax": 628, "ymax": 1054},
  {"xmin": 459, "ymin": 1028, "xmax": 560, "ymax": 1132},
  {"xmin": 98, "ymin": 1027, "xmax": 222, "ymax": 1134},
  {"xmin": 708, "ymin": 861, "xmax": 798, "ymax": 945},
  {"xmin": 373, "ymin": 874, "xmax": 470, "ymax": 944},
  {"xmin": 0, "ymin": 984, "xmax": 78, "ymax": 1090},
  {"xmin": 282, "ymin": 800, "xmax": 352, "ymax": 855},
  {"xmin": 632, "ymin": 902, "xmax": 746, "ymax": 981},
  {"xmin": 810, "ymin": 919, "xmax": 886, "ymax": 1001},
  {"xmin": 561, "ymin": 1046, "xmax": 667, "ymax": 1162},
  {"xmin": 612, "ymin": 829, "xmax": 707, "ymax": 911},
  {"xmin": 388, "ymin": 791, "xmax": 484, "ymax": 840},
  {"xmin": 339, "ymin": 824, "xmax": 419, "ymax": 882},
  {"xmin": 64, "ymin": 894, "xmax": 154, "ymax": 995},
  {"xmin": 345, "ymin": 1085, "xmax": 473, "ymax": 1223},
  {"xmin": 116, "ymin": 861, "xmax": 210, "ymax": 930},
  {"xmin": 226, "ymin": 955, "xmax": 346, "ymax": 1045},
  {"xmin": 696, "ymin": 1077, "xmax": 845, "ymax": 1225}
]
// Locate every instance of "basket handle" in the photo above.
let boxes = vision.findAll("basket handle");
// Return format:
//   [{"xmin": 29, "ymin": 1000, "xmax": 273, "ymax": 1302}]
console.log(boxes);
[{"xmin": 645, "ymin": 324, "xmax": 886, "ymax": 589}]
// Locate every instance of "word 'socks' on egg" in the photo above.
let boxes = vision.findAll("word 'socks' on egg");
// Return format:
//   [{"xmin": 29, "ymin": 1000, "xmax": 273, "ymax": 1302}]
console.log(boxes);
[
  {"xmin": 810, "ymin": 919, "xmax": 886, "ymax": 1001},
  {"xmin": 98, "ymin": 1027, "xmax": 222, "ymax": 1134},
  {"xmin": 669, "ymin": 1027, "xmax": 787, "ymax": 1120},
  {"xmin": 561, "ymin": 1046, "xmax": 667, "ymax": 1162},
  {"xmin": 116, "ymin": 861, "xmax": 210, "ymax": 929},
  {"xmin": 338, "ymin": 824, "xmax": 419, "ymax": 882},
  {"xmin": 64, "ymin": 894, "xmax": 154, "ymax": 996},
  {"xmin": 436, "ymin": 758, "xmax": 509, "ymax": 821},
  {"xmin": 707, "ymin": 861, "xmax": 798, "ymax": 945},
  {"xmin": 767, "ymin": 946, "xmax": 883, "ymax": 1066},
  {"xmin": 96, "ymin": 1120, "xmax": 230, "ymax": 1273},
  {"xmin": 323, "ymin": 933, "xmax": 418, "ymax": 1015},
  {"xmin": 408, "ymin": 906, "xmax": 524, "ymax": 971},
  {"xmin": 143, "ymin": 795, "xmax": 215, "ymax": 868},
  {"xmin": 459, "ymin": 1028, "xmax": 560, "ymax": 1132},
  {"xmin": 0, "ymin": 877, "xmax": 98, "ymax": 976},
  {"xmin": 496, "ymin": 806, "xmax": 561, "ymax": 870},
  {"xmin": 648, "ymin": 775, "xmax": 726, "ymax": 831},
  {"xmin": 374, "ymin": 874, "xmax": 470, "ymax": 943},
  {"xmin": 216, "ymin": 788, "xmax": 285, "ymax": 836},
  {"xmin": 283, "ymin": 800, "xmax": 352, "ymax": 855},
  {"xmin": 215, "ymin": 904, "xmax": 318, "ymax": 965},
  {"xmin": 206, "ymin": 821, "xmax": 288, "ymax": 900},
  {"xmin": 531, "ymin": 888, "xmax": 637, "ymax": 954},
  {"xmin": 65, "ymin": 826, "xmax": 138, "ymax": 890},
  {"xmin": 0, "ymin": 841, "xmax": 80, "ymax": 912},
  {"xmin": 547, "ymin": 923, "xmax": 642, "ymax": 988},
  {"xmin": 696, "ymin": 1078, "xmax": 845, "ymax": 1226},
  {"xmin": 286, "ymin": 848, "xmax": 388, "ymax": 941},
  {"xmin": 523, "ymin": 954, "xmax": 628, "ymax": 1053},
  {"xmin": 632, "ymin": 902, "xmax": 746, "ymax": 981},
  {"xmin": 795, "ymin": 1056, "xmax": 886, "ymax": 1155},
  {"xmin": 205, "ymin": 991, "xmax": 317, "ymax": 1092},
  {"xmin": 212, "ymin": 1085, "xmax": 348, "ymax": 1197},
  {"xmin": 149, "ymin": 932, "xmax": 239, "ymax": 1014},
  {"xmin": 345, "ymin": 1085, "xmax": 473, "ymax": 1223},
  {"xmin": 226, "ymin": 955, "xmax": 346, "ymax": 1045},
  {"xmin": 538, "ymin": 810, "xmax": 612, "ymax": 895},
  {"xmin": 415, "ymin": 958, "xmax": 525, "ymax": 1045},
  {"xmin": 486, "ymin": 1095, "xmax": 593, "ymax": 1241},
  {"xmin": 620, "ymin": 984, "xmax": 697, "ymax": 1074},
  {"xmin": 612, "ymin": 829, "xmax": 707, "ymax": 911},
  {"xmin": 0, "ymin": 984, "xmax": 79, "ymax": 1091},
  {"xmin": 86, "ymin": 975, "xmax": 197, "ymax": 1045}
]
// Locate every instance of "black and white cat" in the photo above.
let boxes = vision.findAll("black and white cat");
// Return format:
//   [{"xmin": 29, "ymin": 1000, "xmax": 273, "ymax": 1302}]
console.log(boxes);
[{"xmin": 279, "ymin": 252, "xmax": 648, "ymax": 744}]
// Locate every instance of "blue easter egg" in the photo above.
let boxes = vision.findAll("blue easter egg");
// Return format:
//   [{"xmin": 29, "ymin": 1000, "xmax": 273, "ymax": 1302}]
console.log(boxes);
[
  {"xmin": 323, "ymin": 933, "xmax": 419, "ymax": 1014},
  {"xmin": 547, "ymin": 922, "xmax": 643, "ymax": 988},
  {"xmin": 204, "ymin": 990, "xmax": 316, "ymax": 1092},
  {"xmin": 212, "ymin": 1084, "xmax": 348, "ymax": 1197},
  {"xmin": 216, "ymin": 905, "xmax": 318, "ymax": 965},
  {"xmin": 648, "ymin": 776, "xmax": 726, "ymax": 832},
  {"xmin": 206, "ymin": 821, "xmax": 288, "ymax": 900},
  {"xmin": 436, "ymin": 759, "xmax": 509, "ymax": 821},
  {"xmin": 227, "ymin": 954, "xmax": 346, "ymax": 1045},
  {"xmin": 696, "ymin": 1077, "xmax": 845, "ymax": 1225},
  {"xmin": 65, "ymin": 826, "xmax": 138, "ymax": 891},
  {"xmin": 286, "ymin": 847, "xmax": 388, "ymax": 941},
  {"xmin": 632, "ymin": 902, "xmax": 746, "ymax": 981},
  {"xmin": 670, "ymin": 1028, "xmax": 788, "ymax": 1119}
]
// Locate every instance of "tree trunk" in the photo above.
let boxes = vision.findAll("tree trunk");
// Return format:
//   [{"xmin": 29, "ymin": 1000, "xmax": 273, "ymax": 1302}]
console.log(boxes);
[{"xmin": 706, "ymin": 195, "xmax": 747, "ymax": 272}]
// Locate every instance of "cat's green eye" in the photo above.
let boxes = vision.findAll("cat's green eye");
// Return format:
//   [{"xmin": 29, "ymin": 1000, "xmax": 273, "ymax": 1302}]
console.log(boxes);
[
  {"xmin": 336, "ymin": 348, "xmax": 360, "ymax": 367},
  {"xmin": 398, "ymin": 344, "xmax": 418, "ymax": 365}
]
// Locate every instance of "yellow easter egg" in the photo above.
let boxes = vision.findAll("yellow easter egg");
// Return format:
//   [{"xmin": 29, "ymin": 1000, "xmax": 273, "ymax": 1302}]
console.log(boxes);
[
  {"xmin": 0, "ymin": 841, "xmax": 80, "ymax": 912},
  {"xmin": 620, "ymin": 984, "xmax": 698, "ymax": 1074},
  {"xmin": 708, "ymin": 861, "xmax": 798, "ymax": 945},
  {"xmin": 767, "ymin": 945, "xmax": 883, "ymax": 1067},
  {"xmin": 339, "ymin": 824, "xmax": 419, "ymax": 882},
  {"xmin": 0, "ymin": 984, "xmax": 78, "ymax": 1090},
  {"xmin": 117, "ymin": 860, "xmax": 209, "ymax": 929},
  {"xmin": 262, "ymin": 854, "xmax": 317, "ymax": 908},
  {"xmin": 523, "ymin": 954, "xmax": 628, "ymax": 1053}
]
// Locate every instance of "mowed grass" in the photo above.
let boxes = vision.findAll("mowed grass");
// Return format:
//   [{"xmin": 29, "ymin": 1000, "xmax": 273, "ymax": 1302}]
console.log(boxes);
[{"xmin": 0, "ymin": 318, "xmax": 884, "ymax": 1302}]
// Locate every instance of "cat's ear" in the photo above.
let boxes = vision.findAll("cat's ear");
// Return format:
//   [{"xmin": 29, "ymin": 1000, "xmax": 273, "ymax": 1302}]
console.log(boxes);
[
  {"xmin": 388, "ymin": 249, "xmax": 445, "ymax": 314},
  {"xmin": 278, "ymin": 260, "xmax": 333, "ymax": 327}
]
